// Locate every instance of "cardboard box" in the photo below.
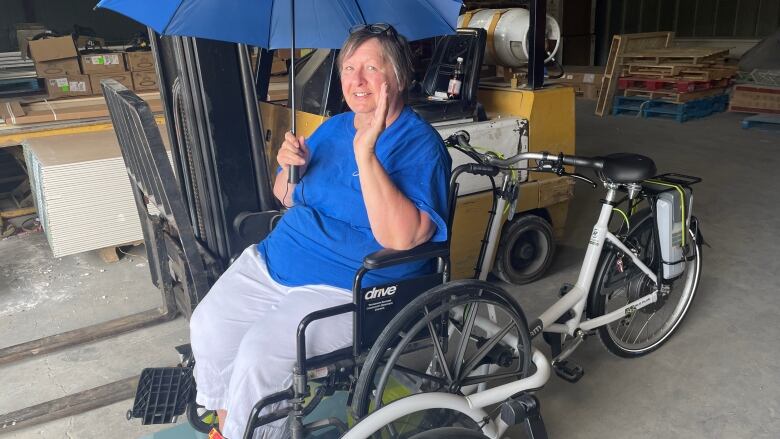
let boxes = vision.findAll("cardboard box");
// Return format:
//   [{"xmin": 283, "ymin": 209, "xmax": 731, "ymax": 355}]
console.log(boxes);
[
  {"xmin": 272, "ymin": 59, "xmax": 288, "ymax": 75},
  {"xmin": 728, "ymin": 84, "xmax": 780, "ymax": 114},
  {"xmin": 125, "ymin": 51, "xmax": 156, "ymax": 72},
  {"xmin": 80, "ymin": 53, "xmax": 127, "ymax": 74},
  {"xmin": 35, "ymin": 58, "xmax": 82, "ymax": 77},
  {"xmin": 132, "ymin": 71, "xmax": 159, "ymax": 91},
  {"xmin": 45, "ymin": 75, "xmax": 93, "ymax": 99},
  {"xmin": 15, "ymin": 24, "xmax": 46, "ymax": 60},
  {"xmin": 548, "ymin": 66, "xmax": 603, "ymax": 99},
  {"xmin": 90, "ymin": 72, "xmax": 134, "ymax": 95},
  {"xmin": 28, "ymin": 36, "xmax": 78, "ymax": 62}
]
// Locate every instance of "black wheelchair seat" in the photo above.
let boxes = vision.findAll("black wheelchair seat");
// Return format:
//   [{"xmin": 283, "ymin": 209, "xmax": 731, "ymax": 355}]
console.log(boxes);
[
  {"xmin": 305, "ymin": 346, "xmax": 353, "ymax": 372},
  {"xmin": 599, "ymin": 153, "xmax": 657, "ymax": 184}
]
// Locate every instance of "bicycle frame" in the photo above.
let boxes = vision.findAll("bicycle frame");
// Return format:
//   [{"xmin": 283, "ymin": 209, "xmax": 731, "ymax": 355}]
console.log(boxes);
[
  {"xmin": 487, "ymin": 177, "xmax": 660, "ymax": 340},
  {"xmin": 536, "ymin": 185, "xmax": 659, "ymax": 337}
]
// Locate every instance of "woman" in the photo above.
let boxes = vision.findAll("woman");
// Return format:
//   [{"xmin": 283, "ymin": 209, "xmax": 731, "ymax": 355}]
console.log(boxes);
[{"xmin": 190, "ymin": 24, "xmax": 451, "ymax": 438}]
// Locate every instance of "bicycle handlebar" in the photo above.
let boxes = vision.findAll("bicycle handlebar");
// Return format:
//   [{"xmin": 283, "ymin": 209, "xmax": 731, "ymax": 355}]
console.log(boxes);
[{"xmin": 447, "ymin": 131, "xmax": 605, "ymax": 171}]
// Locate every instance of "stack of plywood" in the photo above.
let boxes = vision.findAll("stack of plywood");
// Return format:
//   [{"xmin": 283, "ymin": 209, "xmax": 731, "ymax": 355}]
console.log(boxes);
[{"xmin": 23, "ymin": 129, "xmax": 168, "ymax": 257}]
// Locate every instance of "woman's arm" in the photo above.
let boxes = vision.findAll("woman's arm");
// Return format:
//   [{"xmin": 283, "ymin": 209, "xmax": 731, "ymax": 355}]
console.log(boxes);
[
  {"xmin": 356, "ymin": 154, "xmax": 435, "ymax": 250},
  {"xmin": 354, "ymin": 82, "xmax": 436, "ymax": 250}
]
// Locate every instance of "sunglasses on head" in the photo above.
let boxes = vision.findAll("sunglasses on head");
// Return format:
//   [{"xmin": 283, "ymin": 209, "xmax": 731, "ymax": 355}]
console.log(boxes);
[{"xmin": 349, "ymin": 23, "xmax": 396, "ymax": 36}]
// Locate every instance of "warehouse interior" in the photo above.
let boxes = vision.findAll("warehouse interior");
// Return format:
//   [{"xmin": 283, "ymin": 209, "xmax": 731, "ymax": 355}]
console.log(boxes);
[{"xmin": 1, "ymin": 1, "xmax": 779, "ymax": 438}]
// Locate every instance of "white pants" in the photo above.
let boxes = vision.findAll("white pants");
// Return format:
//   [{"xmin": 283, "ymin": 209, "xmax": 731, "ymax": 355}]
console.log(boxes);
[{"xmin": 190, "ymin": 245, "xmax": 353, "ymax": 439}]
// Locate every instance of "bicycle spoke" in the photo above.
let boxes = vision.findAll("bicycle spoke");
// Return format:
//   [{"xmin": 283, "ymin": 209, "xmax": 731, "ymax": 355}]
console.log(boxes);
[
  {"xmin": 392, "ymin": 364, "xmax": 449, "ymax": 388},
  {"xmin": 453, "ymin": 302, "xmax": 479, "ymax": 379},
  {"xmin": 459, "ymin": 322, "xmax": 515, "ymax": 382},
  {"xmin": 632, "ymin": 311, "xmax": 657, "ymax": 344},
  {"xmin": 424, "ymin": 305, "xmax": 453, "ymax": 384}
]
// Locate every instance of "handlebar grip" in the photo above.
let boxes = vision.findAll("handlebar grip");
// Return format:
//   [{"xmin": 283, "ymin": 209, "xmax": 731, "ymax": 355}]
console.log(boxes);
[
  {"xmin": 288, "ymin": 165, "xmax": 300, "ymax": 184},
  {"xmin": 561, "ymin": 156, "xmax": 604, "ymax": 169},
  {"xmin": 467, "ymin": 163, "xmax": 500, "ymax": 177}
]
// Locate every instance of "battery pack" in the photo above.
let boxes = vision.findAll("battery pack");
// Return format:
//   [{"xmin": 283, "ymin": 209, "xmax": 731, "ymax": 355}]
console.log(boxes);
[{"xmin": 652, "ymin": 184, "xmax": 692, "ymax": 279}]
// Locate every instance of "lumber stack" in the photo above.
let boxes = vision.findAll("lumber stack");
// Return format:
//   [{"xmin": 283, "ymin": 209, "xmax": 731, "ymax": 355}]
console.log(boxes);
[
  {"xmin": 23, "ymin": 130, "xmax": 168, "ymax": 257},
  {"xmin": 0, "ymin": 92, "xmax": 161, "ymax": 126}
]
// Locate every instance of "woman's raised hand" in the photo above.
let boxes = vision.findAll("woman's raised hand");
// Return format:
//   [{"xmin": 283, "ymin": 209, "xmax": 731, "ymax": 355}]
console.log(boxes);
[{"xmin": 353, "ymin": 82, "xmax": 389, "ymax": 162}]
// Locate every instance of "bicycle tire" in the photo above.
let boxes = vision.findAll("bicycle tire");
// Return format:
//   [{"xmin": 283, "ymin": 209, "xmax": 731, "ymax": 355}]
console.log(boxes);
[{"xmin": 588, "ymin": 210, "xmax": 702, "ymax": 358}]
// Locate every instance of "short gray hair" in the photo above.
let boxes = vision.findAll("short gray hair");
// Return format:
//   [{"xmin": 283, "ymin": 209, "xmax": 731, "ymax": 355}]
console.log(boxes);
[{"xmin": 337, "ymin": 25, "xmax": 414, "ymax": 99}]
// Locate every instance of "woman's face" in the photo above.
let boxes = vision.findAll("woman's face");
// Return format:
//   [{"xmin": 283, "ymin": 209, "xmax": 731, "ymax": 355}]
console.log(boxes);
[{"xmin": 340, "ymin": 38, "xmax": 402, "ymax": 116}]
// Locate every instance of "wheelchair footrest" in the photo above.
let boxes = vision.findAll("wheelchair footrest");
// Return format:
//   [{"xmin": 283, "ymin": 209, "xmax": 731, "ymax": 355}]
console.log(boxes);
[
  {"xmin": 127, "ymin": 366, "xmax": 195, "ymax": 425},
  {"xmin": 552, "ymin": 360, "xmax": 584, "ymax": 383}
]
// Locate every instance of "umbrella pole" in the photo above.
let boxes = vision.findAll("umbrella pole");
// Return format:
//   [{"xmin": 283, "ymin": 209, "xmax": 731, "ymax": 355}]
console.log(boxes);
[{"xmin": 288, "ymin": 0, "xmax": 300, "ymax": 183}]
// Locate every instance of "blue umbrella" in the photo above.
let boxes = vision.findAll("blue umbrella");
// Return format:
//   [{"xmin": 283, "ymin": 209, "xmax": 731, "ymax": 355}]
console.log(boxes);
[
  {"xmin": 96, "ymin": 0, "xmax": 462, "ymax": 181},
  {"xmin": 95, "ymin": 0, "xmax": 462, "ymax": 49}
]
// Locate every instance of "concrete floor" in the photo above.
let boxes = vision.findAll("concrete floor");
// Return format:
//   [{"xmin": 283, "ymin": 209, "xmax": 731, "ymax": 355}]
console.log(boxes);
[{"xmin": 1, "ymin": 99, "xmax": 778, "ymax": 438}]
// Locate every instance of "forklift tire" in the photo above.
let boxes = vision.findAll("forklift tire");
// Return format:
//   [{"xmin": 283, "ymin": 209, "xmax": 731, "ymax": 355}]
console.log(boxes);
[{"xmin": 493, "ymin": 214, "xmax": 555, "ymax": 285}]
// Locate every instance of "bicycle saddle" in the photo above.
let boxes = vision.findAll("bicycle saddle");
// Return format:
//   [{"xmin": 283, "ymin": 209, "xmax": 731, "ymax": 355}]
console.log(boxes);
[{"xmin": 598, "ymin": 153, "xmax": 657, "ymax": 184}]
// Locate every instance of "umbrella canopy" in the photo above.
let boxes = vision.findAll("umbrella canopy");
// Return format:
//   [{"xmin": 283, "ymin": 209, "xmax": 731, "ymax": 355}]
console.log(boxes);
[{"xmin": 96, "ymin": 0, "xmax": 463, "ymax": 49}]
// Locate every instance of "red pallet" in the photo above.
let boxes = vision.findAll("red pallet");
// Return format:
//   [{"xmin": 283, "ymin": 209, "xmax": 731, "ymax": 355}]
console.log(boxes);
[{"xmin": 617, "ymin": 76, "xmax": 730, "ymax": 93}]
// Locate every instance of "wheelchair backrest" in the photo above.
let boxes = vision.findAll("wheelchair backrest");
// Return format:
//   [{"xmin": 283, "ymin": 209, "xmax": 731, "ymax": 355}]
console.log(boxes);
[{"xmin": 354, "ymin": 272, "xmax": 444, "ymax": 354}]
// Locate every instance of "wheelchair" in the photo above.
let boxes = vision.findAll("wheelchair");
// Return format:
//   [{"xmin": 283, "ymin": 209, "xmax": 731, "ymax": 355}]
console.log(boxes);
[{"xmin": 231, "ymin": 155, "xmax": 547, "ymax": 439}]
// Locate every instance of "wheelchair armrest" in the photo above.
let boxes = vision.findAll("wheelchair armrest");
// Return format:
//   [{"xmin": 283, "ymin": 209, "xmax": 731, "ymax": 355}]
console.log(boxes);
[{"xmin": 362, "ymin": 241, "xmax": 449, "ymax": 271}]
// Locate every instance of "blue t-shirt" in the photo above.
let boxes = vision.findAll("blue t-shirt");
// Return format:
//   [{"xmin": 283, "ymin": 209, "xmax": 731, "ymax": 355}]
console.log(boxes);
[{"xmin": 258, "ymin": 106, "xmax": 451, "ymax": 289}]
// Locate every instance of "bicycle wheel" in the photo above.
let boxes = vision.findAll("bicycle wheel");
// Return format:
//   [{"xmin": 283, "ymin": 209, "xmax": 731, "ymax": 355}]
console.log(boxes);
[
  {"xmin": 589, "ymin": 211, "xmax": 702, "ymax": 358},
  {"xmin": 352, "ymin": 280, "xmax": 533, "ymax": 437}
]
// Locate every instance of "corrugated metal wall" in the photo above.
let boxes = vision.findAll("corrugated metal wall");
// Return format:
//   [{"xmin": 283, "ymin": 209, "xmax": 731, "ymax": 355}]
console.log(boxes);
[
  {"xmin": 602, "ymin": 0, "xmax": 780, "ymax": 37},
  {"xmin": 594, "ymin": 0, "xmax": 780, "ymax": 64}
]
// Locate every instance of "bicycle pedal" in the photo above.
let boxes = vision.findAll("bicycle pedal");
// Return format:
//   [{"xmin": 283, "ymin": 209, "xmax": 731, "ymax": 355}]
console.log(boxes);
[
  {"xmin": 126, "ymin": 366, "xmax": 195, "ymax": 425},
  {"xmin": 552, "ymin": 360, "xmax": 584, "ymax": 383},
  {"xmin": 559, "ymin": 283, "xmax": 574, "ymax": 297}
]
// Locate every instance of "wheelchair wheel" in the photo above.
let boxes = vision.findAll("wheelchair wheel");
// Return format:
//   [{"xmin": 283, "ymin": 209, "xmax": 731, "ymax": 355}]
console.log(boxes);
[{"xmin": 352, "ymin": 280, "xmax": 532, "ymax": 436}]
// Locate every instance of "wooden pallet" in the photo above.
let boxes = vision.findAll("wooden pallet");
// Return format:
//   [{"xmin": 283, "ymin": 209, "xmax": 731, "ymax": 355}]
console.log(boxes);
[
  {"xmin": 620, "ymin": 47, "xmax": 730, "ymax": 65},
  {"xmin": 618, "ymin": 77, "xmax": 730, "ymax": 93},
  {"xmin": 622, "ymin": 86, "xmax": 727, "ymax": 103},
  {"xmin": 595, "ymin": 31, "xmax": 674, "ymax": 117},
  {"xmin": 613, "ymin": 94, "xmax": 729, "ymax": 122},
  {"xmin": 741, "ymin": 114, "xmax": 780, "ymax": 130},
  {"xmin": 626, "ymin": 65, "xmax": 736, "ymax": 81}
]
